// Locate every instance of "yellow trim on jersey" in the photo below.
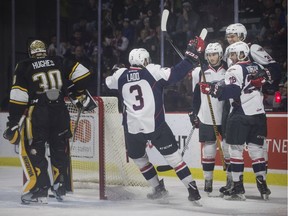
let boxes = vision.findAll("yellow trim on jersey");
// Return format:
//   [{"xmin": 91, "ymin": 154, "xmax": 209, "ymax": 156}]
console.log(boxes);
[
  {"xmin": 69, "ymin": 62, "xmax": 80, "ymax": 80},
  {"xmin": 9, "ymin": 99, "xmax": 28, "ymax": 106},
  {"xmin": 72, "ymin": 72, "xmax": 91, "ymax": 83},
  {"xmin": 11, "ymin": 85, "xmax": 28, "ymax": 92}
]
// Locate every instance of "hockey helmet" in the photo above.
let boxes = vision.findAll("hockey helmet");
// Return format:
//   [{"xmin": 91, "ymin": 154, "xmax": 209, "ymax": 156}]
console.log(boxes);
[
  {"xmin": 28, "ymin": 40, "xmax": 47, "ymax": 58},
  {"xmin": 205, "ymin": 42, "xmax": 223, "ymax": 63},
  {"xmin": 129, "ymin": 48, "xmax": 151, "ymax": 67},
  {"xmin": 225, "ymin": 23, "xmax": 247, "ymax": 41},
  {"xmin": 227, "ymin": 41, "xmax": 250, "ymax": 61}
]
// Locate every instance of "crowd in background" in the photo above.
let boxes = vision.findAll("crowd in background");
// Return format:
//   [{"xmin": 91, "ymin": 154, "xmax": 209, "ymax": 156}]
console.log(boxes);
[{"xmin": 4, "ymin": 0, "xmax": 287, "ymax": 112}]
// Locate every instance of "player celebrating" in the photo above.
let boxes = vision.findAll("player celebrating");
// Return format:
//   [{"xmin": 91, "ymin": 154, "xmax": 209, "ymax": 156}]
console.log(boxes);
[
  {"xmin": 190, "ymin": 42, "xmax": 227, "ymax": 195},
  {"xmin": 221, "ymin": 23, "xmax": 281, "ymax": 195},
  {"xmin": 105, "ymin": 37, "xmax": 205, "ymax": 204},
  {"xmin": 3, "ymin": 40, "xmax": 95, "ymax": 204},
  {"xmin": 199, "ymin": 41, "xmax": 271, "ymax": 200}
]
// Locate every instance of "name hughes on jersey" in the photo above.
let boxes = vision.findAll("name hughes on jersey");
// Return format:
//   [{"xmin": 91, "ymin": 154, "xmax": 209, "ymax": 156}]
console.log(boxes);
[
  {"xmin": 32, "ymin": 59, "xmax": 55, "ymax": 69},
  {"xmin": 127, "ymin": 72, "xmax": 140, "ymax": 82}
]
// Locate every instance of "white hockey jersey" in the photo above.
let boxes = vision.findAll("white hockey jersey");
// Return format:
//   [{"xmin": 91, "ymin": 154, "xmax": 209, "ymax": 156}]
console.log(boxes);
[
  {"xmin": 220, "ymin": 61, "xmax": 265, "ymax": 116},
  {"xmin": 105, "ymin": 59, "xmax": 195, "ymax": 134},
  {"xmin": 192, "ymin": 64, "xmax": 226, "ymax": 125}
]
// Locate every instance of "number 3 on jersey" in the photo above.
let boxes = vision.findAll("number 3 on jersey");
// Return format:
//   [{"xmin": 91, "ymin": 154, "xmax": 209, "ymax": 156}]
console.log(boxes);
[{"xmin": 130, "ymin": 84, "xmax": 144, "ymax": 110}]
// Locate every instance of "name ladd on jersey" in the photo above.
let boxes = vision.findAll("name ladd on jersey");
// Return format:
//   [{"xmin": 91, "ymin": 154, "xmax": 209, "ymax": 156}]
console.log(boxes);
[
  {"xmin": 127, "ymin": 72, "xmax": 140, "ymax": 82},
  {"xmin": 32, "ymin": 59, "xmax": 55, "ymax": 69}
]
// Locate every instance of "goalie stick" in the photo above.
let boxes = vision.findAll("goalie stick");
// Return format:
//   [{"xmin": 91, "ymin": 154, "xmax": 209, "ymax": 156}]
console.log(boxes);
[{"xmin": 156, "ymin": 125, "xmax": 196, "ymax": 172}]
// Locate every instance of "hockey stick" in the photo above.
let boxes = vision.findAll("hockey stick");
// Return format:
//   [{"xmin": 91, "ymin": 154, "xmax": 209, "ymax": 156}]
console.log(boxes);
[
  {"xmin": 156, "ymin": 125, "xmax": 196, "ymax": 172},
  {"xmin": 72, "ymin": 107, "xmax": 82, "ymax": 142},
  {"xmin": 199, "ymin": 62, "xmax": 226, "ymax": 171},
  {"xmin": 161, "ymin": 9, "xmax": 184, "ymax": 59}
]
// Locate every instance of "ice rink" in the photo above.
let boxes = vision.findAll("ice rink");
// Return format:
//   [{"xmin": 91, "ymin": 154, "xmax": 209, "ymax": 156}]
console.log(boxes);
[{"xmin": 0, "ymin": 166, "xmax": 287, "ymax": 216}]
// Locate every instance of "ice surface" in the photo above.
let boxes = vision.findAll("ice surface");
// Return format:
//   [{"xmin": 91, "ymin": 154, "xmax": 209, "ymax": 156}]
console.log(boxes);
[{"xmin": 0, "ymin": 166, "xmax": 287, "ymax": 216}]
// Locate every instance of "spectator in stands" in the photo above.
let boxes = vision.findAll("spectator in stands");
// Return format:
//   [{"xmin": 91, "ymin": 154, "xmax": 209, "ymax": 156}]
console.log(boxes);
[
  {"xmin": 173, "ymin": 1, "xmax": 200, "ymax": 50},
  {"xmin": 81, "ymin": 0, "xmax": 98, "ymax": 33},
  {"xmin": 47, "ymin": 35, "xmax": 67, "ymax": 57},
  {"xmin": 69, "ymin": 30, "xmax": 87, "ymax": 54},
  {"xmin": 122, "ymin": 18, "xmax": 135, "ymax": 46},
  {"xmin": 135, "ymin": 29, "xmax": 150, "ymax": 49},
  {"xmin": 104, "ymin": 27, "xmax": 130, "ymax": 66},
  {"xmin": 145, "ymin": 25, "xmax": 161, "ymax": 64}
]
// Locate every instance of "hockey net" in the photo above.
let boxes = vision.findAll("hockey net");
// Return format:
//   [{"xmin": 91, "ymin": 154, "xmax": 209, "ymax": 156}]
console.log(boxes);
[{"xmin": 67, "ymin": 96, "xmax": 148, "ymax": 200}]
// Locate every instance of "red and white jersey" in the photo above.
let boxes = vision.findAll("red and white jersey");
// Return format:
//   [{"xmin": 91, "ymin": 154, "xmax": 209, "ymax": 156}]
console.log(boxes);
[
  {"xmin": 192, "ymin": 65, "xmax": 226, "ymax": 125},
  {"xmin": 223, "ymin": 62, "xmax": 265, "ymax": 115}
]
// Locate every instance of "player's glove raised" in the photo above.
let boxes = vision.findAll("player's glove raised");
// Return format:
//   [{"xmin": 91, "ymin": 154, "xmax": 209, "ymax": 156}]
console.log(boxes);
[
  {"xmin": 188, "ymin": 112, "xmax": 199, "ymax": 128},
  {"xmin": 199, "ymin": 81, "xmax": 223, "ymax": 98},
  {"xmin": 249, "ymin": 68, "xmax": 272, "ymax": 88},
  {"xmin": 3, "ymin": 122, "xmax": 20, "ymax": 145},
  {"xmin": 185, "ymin": 36, "xmax": 205, "ymax": 64}
]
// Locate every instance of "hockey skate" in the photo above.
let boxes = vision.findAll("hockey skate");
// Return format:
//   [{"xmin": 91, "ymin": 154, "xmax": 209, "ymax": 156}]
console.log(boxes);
[
  {"xmin": 219, "ymin": 175, "xmax": 233, "ymax": 197},
  {"xmin": 147, "ymin": 179, "xmax": 168, "ymax": 200},
  {"xmin": 188, "ymin": 181, "xmax": 202, "ymax": 206},
  {"xmin": 21, "ymin": 187, "xmax": 48, "ymax": 204},
  {"xmin": 51, "ymin": 182, "xmax": 66, "ymax": 201},
  {"xmin": 256, "ymin": 176, "xmax": 271, "ymax": 200},
  {"xmin": 204, "ymin": 179, "xmax": 213, "ymax": 194},
  {"xmin": 223, "ymin": 176, "xmax": 246, "ymax": 201}
]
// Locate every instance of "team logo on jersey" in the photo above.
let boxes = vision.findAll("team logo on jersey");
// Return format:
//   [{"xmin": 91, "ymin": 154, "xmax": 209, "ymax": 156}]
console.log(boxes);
[{"xmin": 246, "ymin": 65, "xmax": 258, "ymax": 75}]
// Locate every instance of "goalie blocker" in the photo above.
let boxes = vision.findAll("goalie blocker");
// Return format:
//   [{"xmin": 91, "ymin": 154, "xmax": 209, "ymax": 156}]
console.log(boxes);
[{"xmin": 68, "ymin": 84, "xmax": 97, "ymax": 112}]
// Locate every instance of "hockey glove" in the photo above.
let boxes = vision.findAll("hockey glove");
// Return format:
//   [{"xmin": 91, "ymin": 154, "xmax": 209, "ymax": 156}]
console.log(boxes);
[
  {"xmin": 184, "ymin": 36, "xmax": 205, "ymax": 64},
  {"xmin": 199, "ymin": 82, "xmax": 223, "ymax": 98},
  {"xmin": 69, "ymin": 89, "xmax": 97, "ymax": 112},
  {"xmin": 249, "ymin": 68, "xmax": 272, "ymax": 88},
  {"xmin": 188, "ymin": 112, "xmax": 199, "ymax": 128},
  {"xmin": 3, "ymin": 122, "xmax": 20, "ymax": 145}
]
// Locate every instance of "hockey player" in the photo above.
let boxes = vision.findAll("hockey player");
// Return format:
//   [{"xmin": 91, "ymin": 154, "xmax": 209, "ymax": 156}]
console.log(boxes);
[
  {"xmin": 105, "ymin": 37, "xmax": 205, "ymax": 204},
  {"xmin": 221, "ymin": 23, "xmax": 281, "ymax": 194},
  {"xmin": 3, "ymin": 40, "xmax": 95, "ymax": 204},
  {"xmin": 189, "ymin": 42, "xmax": 227, "ymax": 195},
  {"xmin": 199, "ymin": 41, "xmax": 271, "ymax": 200}
]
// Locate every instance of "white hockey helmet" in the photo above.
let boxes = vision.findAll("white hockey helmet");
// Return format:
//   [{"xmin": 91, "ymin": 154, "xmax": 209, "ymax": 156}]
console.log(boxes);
[
  {"xmin": 228, "ymin": 41, "xmax": 250, "ymax": 61},
  {"xmin": 225, "ymin": 23, "xmax": 247, "ymax": 41},
  {"xmin": 129, "ymin": 48, "xmax": 151, "ymax": 67},
  {"xmin": 28, "ymin": 40, "xmax": 47, "ymax": 58},
  {"xmin": 205, "ymin": 42, "xmax": 223, "ymax": 60}
]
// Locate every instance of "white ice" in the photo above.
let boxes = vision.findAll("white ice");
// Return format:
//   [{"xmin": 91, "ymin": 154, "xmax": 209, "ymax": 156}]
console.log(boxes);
[{"xmin": 0, "ymin": 166, "xmax": 287, "ymax": 216}]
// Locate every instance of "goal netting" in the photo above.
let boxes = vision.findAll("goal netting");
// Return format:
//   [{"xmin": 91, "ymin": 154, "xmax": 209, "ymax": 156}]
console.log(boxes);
[{"xmin": 67, "ymin": 96, "xmax": 148, "ymax": 200}]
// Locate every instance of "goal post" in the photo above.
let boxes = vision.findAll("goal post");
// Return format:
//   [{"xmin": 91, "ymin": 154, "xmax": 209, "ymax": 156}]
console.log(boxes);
[{"xmin": 67, "ymin": 96, "xmax": 148, "ymax": 200}]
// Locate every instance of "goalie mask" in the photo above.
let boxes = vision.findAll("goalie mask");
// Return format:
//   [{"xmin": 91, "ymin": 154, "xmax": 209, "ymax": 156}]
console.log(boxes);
[
  {"xmin": 28, "ymin": 40, "xmax": 47, "ymax": 58},
  {"xmin": 129, "ymin": 48, "xmax": 151, "ymax": 67},
  {"xmin": 225, "ymin": 23, "xmax": 247, "ymax": 41},
  {"xmin": 205, "ymin": 43, "xmax": 223, "ymax": 66},
  {"xmin": 228, "ymin": 41, "xmax": 250, "ymax": 61}
]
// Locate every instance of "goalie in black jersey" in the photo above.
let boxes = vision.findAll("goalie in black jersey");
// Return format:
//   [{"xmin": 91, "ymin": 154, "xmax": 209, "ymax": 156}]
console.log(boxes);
[{"xmin": 3, "ymin": 40, "xmax": 96, "ymax": 204}]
